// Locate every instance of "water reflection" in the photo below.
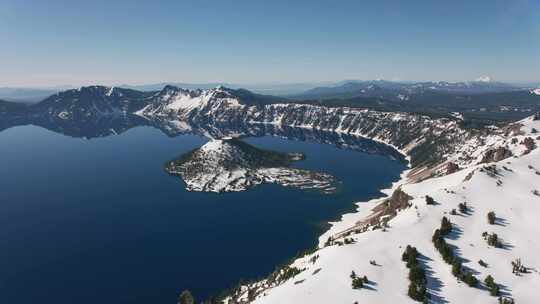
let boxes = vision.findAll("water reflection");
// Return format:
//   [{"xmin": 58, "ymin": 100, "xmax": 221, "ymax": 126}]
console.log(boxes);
[{"xmin": 0, "ymin": 111, "xmax": 405, "ymax": 163}]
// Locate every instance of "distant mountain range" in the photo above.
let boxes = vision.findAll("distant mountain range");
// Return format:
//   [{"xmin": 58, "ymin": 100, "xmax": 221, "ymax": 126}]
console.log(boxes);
[
  {"xmin": 4, "ymin": 79, "xmax": 537, "ymax": 104},
  {"xmin": 292, "ymin": 80, "xmax": 525, "ymax": 100},
  {"xmin": 0, "ymin": 84, "xmax": 473, "ymax": 168},
  {"xmin": 1, "ymin": 83, "xmax": 539, "ymax": 167},
  {"xmin": 0, "ymin": 87, "xmax": 58, "ymax": 103},
  {"xmin": 0, "ymin": 82, "xmax": 326, "ymax": 102},
  {"xmin": 2, "ymin": 81, "xmax": 539, "ymax": 127}
]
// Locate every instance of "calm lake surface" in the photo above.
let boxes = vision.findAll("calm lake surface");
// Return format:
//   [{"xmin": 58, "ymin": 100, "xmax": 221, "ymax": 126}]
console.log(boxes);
[{"xmin": 0, "ymin": 125, "xmax": 406, "ymax": 304}]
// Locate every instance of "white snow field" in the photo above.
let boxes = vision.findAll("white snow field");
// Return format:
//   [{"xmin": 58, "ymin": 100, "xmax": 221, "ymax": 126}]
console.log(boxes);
[{"xmin": 225, "ymin": 115, "xmax": 540, "ymax": 304}]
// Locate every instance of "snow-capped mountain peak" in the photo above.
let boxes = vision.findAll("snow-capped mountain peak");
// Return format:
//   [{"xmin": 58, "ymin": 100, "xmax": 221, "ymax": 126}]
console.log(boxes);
[
  {"xmin": 136, "ymin": 86, "xmax": 243, "ymax": 117},
  {"xmin": 475, "ymin": 75, "xmax": 492, "ymax": 82}
]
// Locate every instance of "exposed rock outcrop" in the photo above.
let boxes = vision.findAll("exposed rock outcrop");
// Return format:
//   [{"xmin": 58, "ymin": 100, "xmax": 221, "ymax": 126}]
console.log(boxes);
[
  {"xmin": 445, "ymin": 162, "xmax": 460, "ymax": 174},
  {"xmin": 521, "ymin": 137, "xmax": 537, "ymax": 153},
  {"xmin": 480, "ymin": 146, "xmax": 513, "ymax": 163}
]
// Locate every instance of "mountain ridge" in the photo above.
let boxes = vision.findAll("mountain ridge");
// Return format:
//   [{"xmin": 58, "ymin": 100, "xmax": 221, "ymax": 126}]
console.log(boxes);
[{"xmin": 293, "ymin": 80, "xmax": 522, "ymax": 100}]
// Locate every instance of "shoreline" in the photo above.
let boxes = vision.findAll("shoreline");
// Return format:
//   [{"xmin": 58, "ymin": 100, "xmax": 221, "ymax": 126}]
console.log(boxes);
[
  {"xmin": 216, "ymin": 125, "xmax": 414, "ymax": 302},
  {"xmin": 318, "ymin": 166, "xmax": 412, "ymax": 247},
  {"xmin": 247, "ymin": 120, "xmax": 415, "ymax": 247}
]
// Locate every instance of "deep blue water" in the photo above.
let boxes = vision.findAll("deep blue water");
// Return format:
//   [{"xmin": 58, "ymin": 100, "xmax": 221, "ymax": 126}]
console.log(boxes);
[{"xmin": 0, "ymin": 125, "xmax": 406, "ymax": 304}]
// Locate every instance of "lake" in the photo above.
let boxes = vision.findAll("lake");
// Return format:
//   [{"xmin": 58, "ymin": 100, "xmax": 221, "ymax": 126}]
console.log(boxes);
[{"xmin": 0, "ymin": 124, "xmax": 406, "ymax": 304}]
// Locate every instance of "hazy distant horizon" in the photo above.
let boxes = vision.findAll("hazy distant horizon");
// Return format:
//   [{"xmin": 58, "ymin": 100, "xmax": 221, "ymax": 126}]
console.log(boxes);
[
  {"xmin": 2, "ymin": 78, "xmax": 539, "ymax": 91},
  {"xmin": 2, "ymin": 0, "xmax": 538, "ymax": 87}
]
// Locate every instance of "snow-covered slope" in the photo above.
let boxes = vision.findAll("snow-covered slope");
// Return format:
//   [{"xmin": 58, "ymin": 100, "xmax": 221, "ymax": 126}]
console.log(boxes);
[
  {"xmin": 222, "ymin": 115, "xmax": 540, "ymax": 304},
  {"xmin": 34, "ymin": 86, "xmax": 150, "ymax": 120},
  {"xmin": 135, "ymin": 85, "xmax": 243, "ymax": 118},
  {"xmin": 165, "ymin": 138, "xmax": 336, "ymax": 193}
]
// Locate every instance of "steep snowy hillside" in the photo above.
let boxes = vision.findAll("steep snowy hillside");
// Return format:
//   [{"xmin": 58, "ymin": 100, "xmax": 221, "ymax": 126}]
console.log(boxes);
[
  {"xmin": 221, "ymin": 115, "xmax": 540, "ymax": 304},
  {"xmin": 135, "ymin": 85, "xmax": 279, "ymax": 118},
  {"xmin": 165, "ymin": 138, "xmax": 336, "ymax": 193}
]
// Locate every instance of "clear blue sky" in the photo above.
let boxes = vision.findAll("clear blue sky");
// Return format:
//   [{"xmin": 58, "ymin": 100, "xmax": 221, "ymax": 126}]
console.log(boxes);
[{"xmin": 1, "ymin": 0, "xmax": 538, "ymax": 86}]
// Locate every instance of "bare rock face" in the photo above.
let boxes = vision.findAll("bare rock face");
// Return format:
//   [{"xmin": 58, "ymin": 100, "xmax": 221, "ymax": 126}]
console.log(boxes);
[
  {"xmin": 369, "ymin": 188, "xmax": 412, "ymax": 225},
  {"xmin": 480, "ymin": 146, "xmax": 513, "ymax": 164},
  {"xmin": 463, "ymin": 170, "xmax": 475, "ymax": 182},
  {"xmin": 445, "ymin": 162, "xmax": 460, "ymax": 175},
  {"xmin": 521, "ymin": 137, "xmax": 537, "ymax": 154},
  {"xmin": 533, "ymin": 112, "xmax": 540, "ymax": 121},
  {"xmin": 503, "ymin": 123, "xmax": 524, "ymax": 136}
]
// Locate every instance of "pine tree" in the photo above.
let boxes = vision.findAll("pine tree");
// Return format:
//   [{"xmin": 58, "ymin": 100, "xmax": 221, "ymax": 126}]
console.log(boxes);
[
  {"xmin": 352, "ymin": 277, "xmax": 363, "ymax": 289},
  {"xmin": 462, "ymin": 272, "xmax": 478, "ymax": 287},
  {"xmin": 458, "ymin": 202, "xmax": 468, "ymax": 213},
  {"xmin": 484, "ymin": 275, "xmax": 494, "ymax": 286},
  {"xmin": 487, "ymin": 233, "xmax": 501, "ymax": 248},
  {"xmin": 452, "ymin": 260, "xmax": 462, "ymax": 277},
  {"xmin": 487, "ymin": 211, "xmax": 496, "ymax": 225},
  {"xmin": 440, "ymin": 217, "xmax": 452, "ymax": 235},
  {"xmin": 425, "ymin": 195, "xmax": 436, "ymax": 205},
  {"xmin": 178, "ymin": 290, "xmax": 195, "ymax": 304},
  {"xmin": 485, "ymin": 275, "xmax": 500, "ymax": 296}
]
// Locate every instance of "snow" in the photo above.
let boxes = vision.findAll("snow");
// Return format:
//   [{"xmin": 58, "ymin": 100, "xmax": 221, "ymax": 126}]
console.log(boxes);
[
  {"xmin": 450, "ymin": 112, "xmax": 464, "ymax": 120},
  {"xmin": 57, "ymin": 111, "xmax": 70, "ymax": 120},
  {"xmin": 165, "ymin": 92, "xmax": 205, "ymax": 112},
  {"xmin": 475, "ymin": 76, "xmax": 492, "ymax": 82},
  {"xmin": 229, "ymin": 116, "xmax": 540, "ymax": 304},
  {"xmin": 135, "ymin": 86, "xmax": 243, "ymax": 118},
  {"xmin": 397, "ymin": 94, "xmax": 409, "ymax": 101},
  {"xmin": 200, "ymin": 138, "xmax": 225, "ymax": 153}
]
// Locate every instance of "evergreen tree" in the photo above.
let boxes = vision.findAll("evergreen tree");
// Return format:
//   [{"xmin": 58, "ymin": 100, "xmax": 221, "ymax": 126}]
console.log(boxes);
[
  {"xmin": 458, "ymin": 202, "xmax": 468, "ymax": 213},
  {"xmin": 425, "ymin": 195, "xmax": 436, "ymax": 205},
  {"xmin": 462, "ymin": 272, "xmax": 478, "ymax": 287},
  {"xmin": 487, "ymin": 211, "xmax": 496, "ymax": 225},
  {"xmin": 352, "ymin": 277, "xmax": 363, "ymax": 289},
  {"xmin": 485, "ymin": 275, "xmax": 500, "ymax": 296},
  {"xmin": 178, "ymin": 290, "xmax": 195, "ymax": 304},
  {"xmin": 452, "ymin": 260, "xmax": 462, "ymax": 277},
  {"xmin": 440, "ymin": 216, "xmax": 453, "ymax": 235},
  {"xmin": 487, "ymin": 233, "xmax": 502, "ymax": 248}
]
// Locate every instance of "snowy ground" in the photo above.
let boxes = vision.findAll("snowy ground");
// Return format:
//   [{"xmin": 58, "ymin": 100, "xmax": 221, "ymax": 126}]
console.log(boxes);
[{"xmin": 229, "ymin": 115, "xmax": 540, "ymax": 304}]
